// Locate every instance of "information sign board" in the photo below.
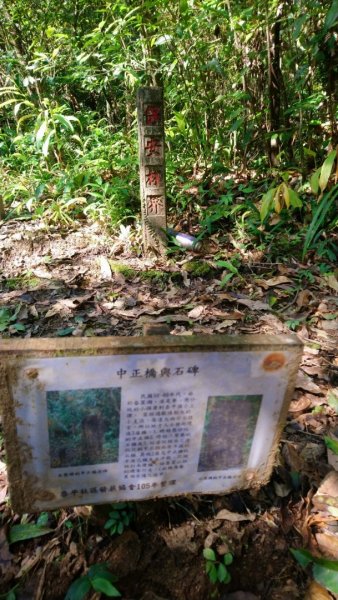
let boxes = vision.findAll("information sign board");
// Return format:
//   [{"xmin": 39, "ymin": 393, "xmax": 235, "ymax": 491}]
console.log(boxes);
[{"xmin": 0, "ymin": 335, "xmax": 302, "ymax": 512}]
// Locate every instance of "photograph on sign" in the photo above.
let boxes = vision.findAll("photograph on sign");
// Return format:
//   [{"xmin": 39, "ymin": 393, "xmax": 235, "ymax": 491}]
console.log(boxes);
[
  {"xmin": 198, "ymin": 395, "xmax": 262, "ymax": 472},
  {"xmin": 0, "ymin": 336, "xmax": 302, "ymax": 512},
  {"xmin": 47, "ymin": 387, "xmax": 121, "ymax": 468}
]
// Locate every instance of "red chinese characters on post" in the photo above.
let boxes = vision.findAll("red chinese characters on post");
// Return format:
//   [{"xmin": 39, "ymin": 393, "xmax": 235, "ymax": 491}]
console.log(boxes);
[
  {"xmin": 145, "ymin": 105, "xmax": 161, "ymax": 126},
  {"xmin": 146, "ymin": 168, "xmax": 162, "ymax": 187},
  {"xmin": 146, "ymin": 195, "xmax": 165, "ymax": 215},
  {"xmin": 145, "ymin": 137, "xmax": 162, "ymax": 157}
]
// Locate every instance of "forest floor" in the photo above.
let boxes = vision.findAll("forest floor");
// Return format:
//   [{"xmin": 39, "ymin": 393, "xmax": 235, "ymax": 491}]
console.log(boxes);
[{"xmin": 0, "ymin": 218, "xmax": 337, "ymax": 600}]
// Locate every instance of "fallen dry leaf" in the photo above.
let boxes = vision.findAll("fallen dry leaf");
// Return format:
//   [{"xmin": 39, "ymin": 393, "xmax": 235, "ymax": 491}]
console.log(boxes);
[
  {"xmin": 45, "ymin": 294, "xmax": 93, "ymax": 318},
  {"xmin": 326, "ymin": 432, "xmax": 338, "ymax": 471},
  {"xmin": 300, "ymin": 442, "xmax": 325, "ymax": 463},
  {"xmin": 304, "ymin": 580, "xmax": 333, "ymax": 600},
  {"xmin": 214, "ymin": 320, "xmax": 238, "ymax": 331},
  {"xmin": 282, "ymin": 442, "xmax": 305, "ymax": 472},
  {"xmin": 16, "ymin": 547, "xmax": 43, "ymax": 579},
  {"xmin": 187, "ymin": 305, "xmax": 205, "ymax": 319},
  {"xmin": 315, "ymin": 532, "xmax": 338, "ymax": 559},
  {"xmin": 297, "ymin": 289, "xmax": 314, "ymax": 308},
  {"xmin": 289, "ymin": 396, "xmax": 312, "ymax": 413},
  {"xmin": 215, "ymin": 292, "xmax": 237, "ymax": 302},
  {"xmin": 210, "ymin": 308, "xmax": 244, "ymax": 319},
  {"xmin": 236, "ymin": 298, "xmax": 271, "ymax": 311},
  {"xmin": 312, "ymin": 471, "xmax": 338, "ymax": 518},
  {"xmin": 181, "ymin": 271, "xmax": 190, "ymax": 287},
  {"xmin": 98, "ymin": 256, "xmax": 112, "ymax": 279},
  {"xmin": 274, "ymin": 479, "xmax": 292, "ymax": 498},
  {"xmin": 264, "ymin": 275, "xmax": 293, "ymax": 287},
  {"xmin": 318, "ymin": 319, "xmax": 338, "ymax": 335},
  {"xmin": 0, "ymin": 528, "xmax": 13, "ymax": 580},
  {"xmin": 323, "ymin": 274, "xmax": 338, "ymax": 293},
  {"xmin": 215, "ymin": 508, "xmax": 255, "ymax": 522},
  {"xmin": 137, "ymin": 314, "xmax": 191, "ymax": 327},
  {"xmin": 31, "ymin": 267, "xmax": 53, "ymax": 279},
  {"xmin": 296, "ymin": 373, "xmax": 323, "ymax": 395},
  {"xmin": 73, "ymin": 505, "xmax": 93, "ymax": 519},
  {"xmin": 301, "ymin": 364, "xmax": 326, "ymax": 378}
]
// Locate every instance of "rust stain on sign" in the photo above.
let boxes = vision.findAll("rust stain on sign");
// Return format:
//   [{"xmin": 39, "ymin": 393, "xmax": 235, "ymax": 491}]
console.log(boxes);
[
  {"xmin": 262, "ymin": 352, "xmax": 286, "ymax": 371},
  {"xmin": 24, "ymin": 368, "xmax": 39, "ymax": 379}
]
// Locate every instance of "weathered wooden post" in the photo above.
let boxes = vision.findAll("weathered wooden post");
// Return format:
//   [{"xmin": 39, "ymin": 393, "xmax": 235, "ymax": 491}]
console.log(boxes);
[{"xmin": 137, "ymin": 87, "xmax": 167, "ymax": 255}]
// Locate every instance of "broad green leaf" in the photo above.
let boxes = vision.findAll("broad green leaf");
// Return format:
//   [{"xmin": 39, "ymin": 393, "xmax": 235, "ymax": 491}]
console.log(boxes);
[
  {"xmin": 42, "ymin": 131, "xmax": 55, "ymax": 157},
  {"xmin": 288, "ymin": 188, "xmax": 302, "ymax": 208},
  {"xmin": 37, "ymin": 512, "xmax": 49, "ymax": 526},
  {"xmin": 17, "ymin": 113, "xmax": 36, "ymax": 128},
  {"xmin": 324, "ymin": 436, "xmax": 338, "ymax": 455},
  {"xmin": 313, "ymin": 560, "xmax": 338, "ymax": 594},
  {"xmin": 65, "ymin": 576, "xmax": 91, "ymax": 600},
  {"xmin": 203, "ymin": 548, "xmax": 216, "ymax": 561},
  {"xmin": 0, "ymin": 87, "xmax": 20, "ymax": 94},
  {"xmin": 71, "ymin": 134, "xmax": 83, "ymax": 145},
  {"xmin": 12, "ymin": 323, "xmax": 25, "ymax": 332},
  {"xmin": 14, "ymin": 102, "xmax": 23, "ymax": 116},
  {"xmin": 319, "ymin": 150, "xmax": 337, "ymax": 192},
  {"xmin": 208, "ymin": 563, "xmax": 218, "ymax": 584},
  {"xmin": 219, "ymin": 272, "xmax": 234, "ymax": 287},
  {"xmin": 216, "ymin": 260, "xmax": 238, "ymax": 274},
  {"xmin": 92, "ymin": 577, "xmax": 121, "ymax": 597},
  {"xmin": 6, "ymin": 591, "xmax": 16, "ymax": 600},
  {"xmin": 310, "ymin": 168, "xmax": 321, "ymax": 194},
  {"xmin": 302, "ymin": 187, "xmax": 337, "ymax": 258},
  {"xmin": 260, "ymin": 187, "xmax": 276, "ymax": 221},
  {"xmin": 54, "ymin": 113, "xmax": 75, "ymax": 131},
  {"xmin": 282, "ymin": 183, "xmax": 290, "ymax": 208},
  {"xmin": 36, "ymin": 121, "xmax": 48, "ymax": 143},
  {"xmin": 324, "ymin": 0, "xmax": 338, "ymax": 29},
  {"xmin": 274, "ymin": 189, "xmax": 282, "ymax": 213},
  {"xmin": 224, "ymin": 553, "xmax": 233, "ymax": 566},
  {"xmin": 56, "ymin": 327, "xmax": 75, "ymax": 337},
  {"xmin": 109, "ymin": 511, "xmax": 121, "ymax": 519},
  {"xmin": 224, "ymin": 571, "xmax": 231, "ymax": 584},
  {"xmin": 290, "ymin": 548, "xmax": 313, "ymax": 568},
  {"xmin": 326, "ymin": 390, "xmax": 338, "ymax": 412},
  {"xmin": 88, "ymin": 563, "xmax": 116, "ymax": 582},
  {"xmin": 0, "ymin": 98, "xmax": 21, "ymax": 108},
  {"xmin": 104, "ymin": 519, "xmax": 115, "ymax": 529},
  {"xmin": 154, "ymin": 34, "xmax": 172, "ymax": 46},
  {"xmin": 117, "ymin": 521, "xmax": 124, "ymax": 534},
  {"xmin": 174, "ymin": 112, "xmax": 186, "ymax": 133},
  {"xmin": 9, "ymin": 523, "xmax": 54, "ymax": 544},
  {"xmin": 217, "ymin": 562, "xmax": 228, "ymax": 582}
]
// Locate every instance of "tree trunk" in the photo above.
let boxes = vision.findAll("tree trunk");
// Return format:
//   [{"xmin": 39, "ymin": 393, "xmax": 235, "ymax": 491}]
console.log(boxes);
[{"xmin": 267, "ymin": 3, "xmax": 284, "ymax": 167}]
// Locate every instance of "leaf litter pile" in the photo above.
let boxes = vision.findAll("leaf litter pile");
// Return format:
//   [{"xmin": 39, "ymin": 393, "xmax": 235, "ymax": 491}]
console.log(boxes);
[{"xmin": 0, "ymin": 219, "xmax": 337, "ymax": 600}]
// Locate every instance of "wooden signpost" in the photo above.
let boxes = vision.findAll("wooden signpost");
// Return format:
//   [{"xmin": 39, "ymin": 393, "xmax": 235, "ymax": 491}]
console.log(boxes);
[
  {"xmin": 137, "ymin": 87, "xmax": 167, "ymax": 254},
  {"xmin": 0, "ymin": 334, "xmax": 302, "ymax": 513}
]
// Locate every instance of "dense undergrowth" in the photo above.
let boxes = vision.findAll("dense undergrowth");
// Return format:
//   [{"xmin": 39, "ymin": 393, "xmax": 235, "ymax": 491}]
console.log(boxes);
[{"xmin": 0, "ymin": 0, "xmax": 337, "ymax": 267}]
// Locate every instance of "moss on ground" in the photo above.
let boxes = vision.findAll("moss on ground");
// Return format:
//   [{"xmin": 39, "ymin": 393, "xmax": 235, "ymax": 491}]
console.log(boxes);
[
  {"xmin": 182, "ymin": 260, "xmax": 215, "ymax": 277},
  {"xmin": 109, "ymin": 261, "xmax": 137, "ymax": 278},
  {"xmin": 139, "ymin": 269, "xmax": 169, "ymax": 283},
  {"xmin": 5, "ymin": 273, "xmax": 41, "ymax": 290},
  {"xmin": 108, "ymin": 260, "xmax": 215, "ymax": 282}
]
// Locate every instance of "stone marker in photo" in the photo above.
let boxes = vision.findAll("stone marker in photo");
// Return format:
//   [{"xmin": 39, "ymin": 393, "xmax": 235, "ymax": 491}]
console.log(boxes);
[{"xmin": 0, "ymin": 334, "xmax": 302, "ymax": 512}]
